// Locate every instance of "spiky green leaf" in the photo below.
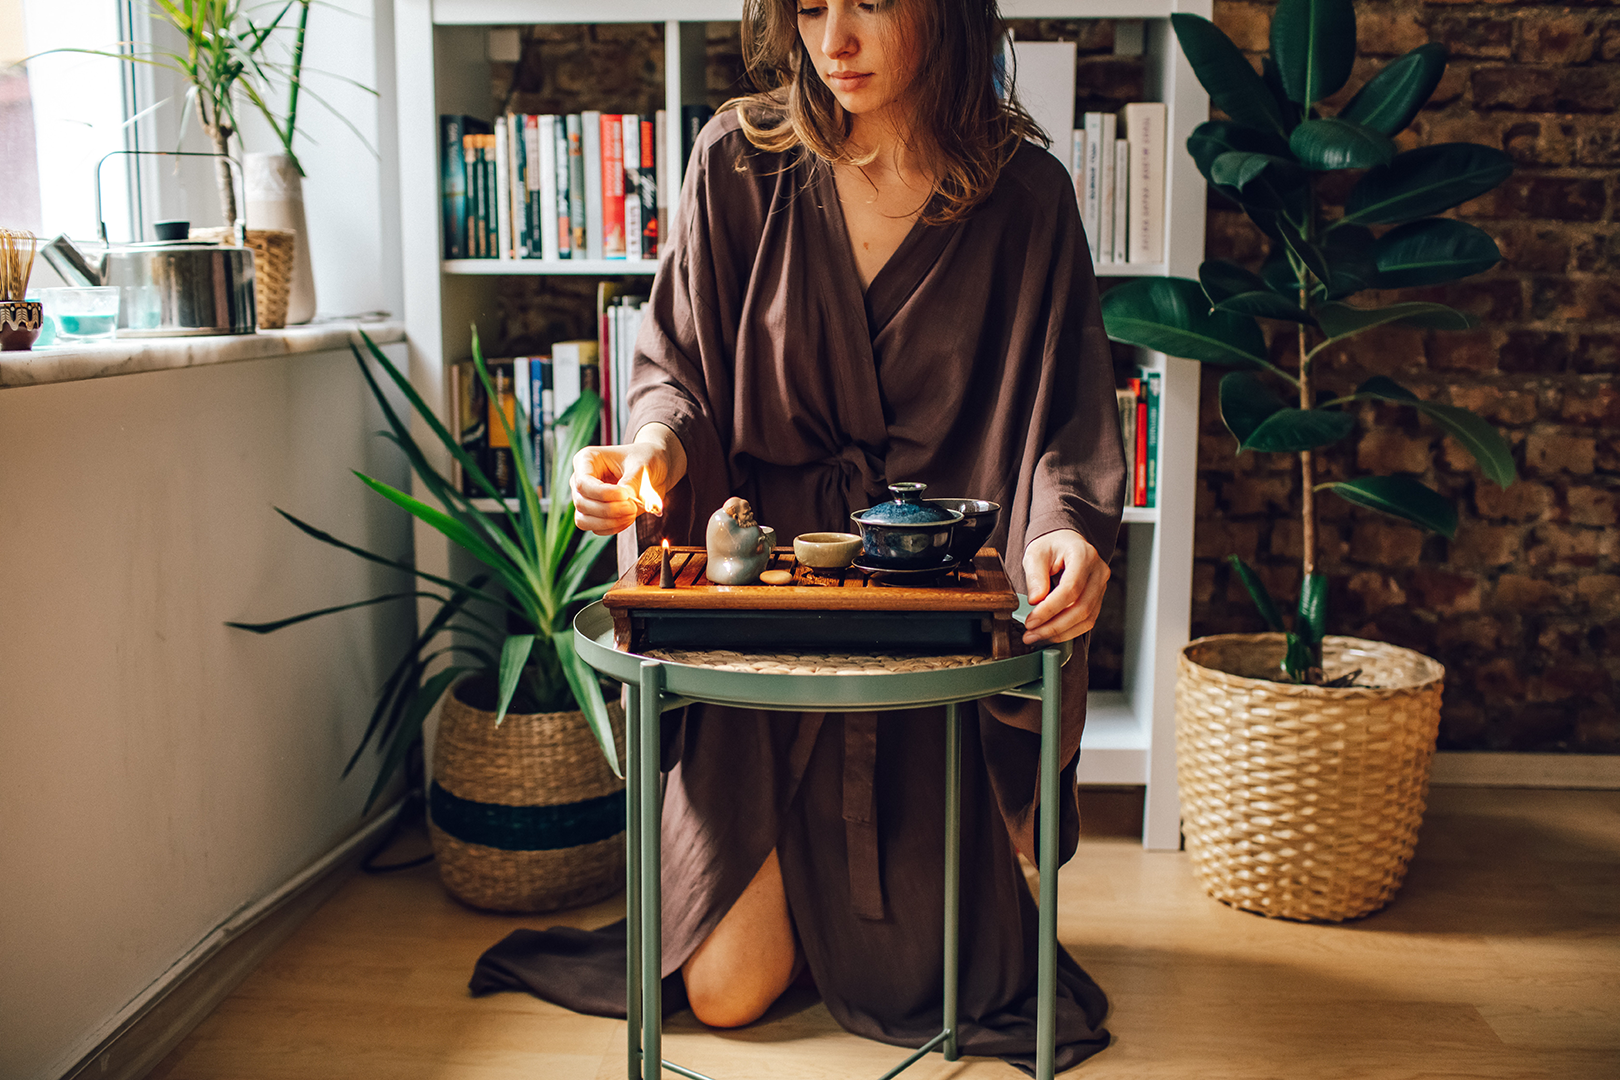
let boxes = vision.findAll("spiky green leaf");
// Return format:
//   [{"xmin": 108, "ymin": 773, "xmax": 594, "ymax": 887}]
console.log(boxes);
[{"xmin": 1228, "ymin": 555, "xmax": 1287, "ymax": 633}]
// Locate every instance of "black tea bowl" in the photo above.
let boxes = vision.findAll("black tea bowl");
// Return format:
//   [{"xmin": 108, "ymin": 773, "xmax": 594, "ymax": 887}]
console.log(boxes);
[
  {"xmin": 849, "ymin": 482, "xmax": 963, "ymax": 569},
  {"xmin": 926, "ymin": 499, "xmax": 1001, "ymax": 562}
]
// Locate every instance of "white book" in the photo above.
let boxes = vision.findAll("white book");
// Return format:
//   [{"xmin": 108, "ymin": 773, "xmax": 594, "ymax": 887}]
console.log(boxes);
[
  {"xmin": 1123, "ymin": 102, "xmax": 1167, "ymax": 265},
  {"xmin": 1083, "ymin": 112, "xmax": 1104, "ymax": 262},
  {"xmin": 622, "ymin": 117, "xmax": 642, "ymax": 261},
  {"xmin": 1069, "ymin": 128, "xmax": 1086, "ymax": 207},
  {"xmin": 510, "ymin": 114, "xmax": 527, "ymax": 258},
  {"xmin": 655, "ymin": 108, "xmax": 669, "ymax": 254},
  {"xmin": 494, "ymin": 119, "xmax": 511, "ymax": 260},
  {"xmin": 514, "ymin": 357, "xmax": 531, "ymax": 439},
  {"xmin": 538, "ymin": 115, "xmax": 560, "ymax": 261},
  {"xmin": 1112, "ymin": 138, "xmax": 1130, "ymax": 264},
  {"xmin": 1096, "ymin": 112, "xmax": 1116, "ymax": 264},
  {"xmin": 582, "ymin": 110, "xmax": 604, "ymax": 260},
  {"xmin": 550, "ymin": 340, "xmax": 596, "ymax": 418},
  {"xmin": 1009, "ymin": 40, "xmax": 1075, "ymax": 176}
]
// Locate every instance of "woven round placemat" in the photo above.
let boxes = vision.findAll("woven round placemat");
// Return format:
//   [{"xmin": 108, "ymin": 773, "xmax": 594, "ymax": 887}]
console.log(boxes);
[
  {"xmin": 429, "ymin": 678, "xmax": 625, "ymax": 913},
  {"xmin": 643, "ymin": 648, "xmax": 993, "ymax": 675},
  {"xmin": 1175, "ymin": 633, "xmax": 1445, "ymax": 923},
  {"xmin": 194, "ymin": 226, "xmax": 294, "ymax": 328}
]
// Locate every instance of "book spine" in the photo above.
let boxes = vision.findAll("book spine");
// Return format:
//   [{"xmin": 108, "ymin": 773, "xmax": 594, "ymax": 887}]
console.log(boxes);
[
  {"xmin": 533, "ymin": 358, "xmax": 551, "ymax": 498},
  {"xmin": 512, "ymin": 115, "xmax": 529, "ymax": 258},
  {"xmin": 457, "ymin": 361, "xmax": 488, "ymax": 496},
  {"xmin": 654, "ymin": 110, "xmax": 669, "ymax": 251},
  {"xmin": 1146, "ymin": 370, "xmax": 1161, "ymax": 508},
  {"xmin": 638, "ymin": 117, "xmax": 659, "ymax": 259},
  {"xmin": 462, "ymin": 135, "xmax": 479, "ymax": 258},
  {"xmin": 1134, "ymin": 380, "xmax": 1149, "ymax": 508},
  {"xmin": 1083, "ymin": 113, "xmax": 1103, "ymax": 261},
  {"xmin": 1096, "ymin": 112, "xmax": 1116, "ymax": 264},
  {"xmin": 488, "ymin": 362, "xmax": 516, "ymax": 498},
  {"xmin": 1125, "ymin": 102, "xmax": 1167, "ymax": 265},
  {"xmin": 523, "ymin": 115, "xmax": 540, "ymax": 258},
  {"xmin": 1069, "ymin": 127, "xmax": 1085, "ymax": 208},
  {"xmin": 566, "ymin": 115, "xmax": 587, "ymax": 257},
  {"xmin": 621, "ymin": 116, "xmax": 642, "ymax": 261},
  {"xmin": 1112, "ymin": 138, "xmax": 1130, "ymax": 264},
  {"xmin": 596, "ymin": 282, "xmax": 617, "ymax": 441},
  {"xmin": 513, "ymin": 356, "xmax": 531, "ymax": 483},
  {"xmin": 482, "ymin": 135, "xmax": 498, "ymax": 258},
  {"xmin": 601, "ymin": 114, "xmax": 626, "ymax": 259},
  {"xmin": 440, "ymin": 116, "xmax": 467, "ymax": 259},
  {"xmin": 550, "ymin": 116, "xmax": 570, "ymax": 257},
  {"xmin": 1117, "ymin": 387, "xmax": 1136, "ymax": 487},
  {"xmin": 582, "ymin": 111, "xmax": 604, "ymax": 260},
  {"xmin": 494, "ymin": 120, "xmax": 511, "ymax": 260},
  {"xmin": 537, "ymin": 116, "xmax": 560, "ymax": 261}
]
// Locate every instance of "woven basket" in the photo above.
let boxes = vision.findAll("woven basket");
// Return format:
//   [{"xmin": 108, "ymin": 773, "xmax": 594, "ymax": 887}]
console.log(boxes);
[
  {"xmin": 430, "ymin": 677, "xmax": 626, "ymax": 913},
  {"xmin": 194, "ymin": 227, "xmax": 295, "ymax": 329},
  {"xmin": 1175, "ymin": 634, "xmax": 1445, "ymax": 922}
]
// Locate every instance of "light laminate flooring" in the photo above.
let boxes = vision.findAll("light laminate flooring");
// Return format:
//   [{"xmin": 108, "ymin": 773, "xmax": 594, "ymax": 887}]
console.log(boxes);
[{"xmin": 151, "ymin": 787, "xmax": 1620, "ymax": 1080}]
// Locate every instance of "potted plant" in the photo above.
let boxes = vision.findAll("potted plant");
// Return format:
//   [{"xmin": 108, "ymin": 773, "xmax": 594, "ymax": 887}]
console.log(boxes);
[
  {"xmin": 1101, "ymin": 0, "xmax": 1516, "ymax": 921},
  {"xmin": 231, "ymin": 331, "xmax": 625, "ymax": 912}
]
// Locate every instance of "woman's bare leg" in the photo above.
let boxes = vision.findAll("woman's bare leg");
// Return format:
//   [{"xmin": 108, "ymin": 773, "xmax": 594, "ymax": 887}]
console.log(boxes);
[{"xmin": 681, "ymin": 848, "xmax": 800, "ymax": 1028}]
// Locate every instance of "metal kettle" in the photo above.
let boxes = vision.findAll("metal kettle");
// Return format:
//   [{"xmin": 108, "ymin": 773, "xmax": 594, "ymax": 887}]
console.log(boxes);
[{"xmin": 41, "ymin": 151, "xmax": 258, "ymax": 338}]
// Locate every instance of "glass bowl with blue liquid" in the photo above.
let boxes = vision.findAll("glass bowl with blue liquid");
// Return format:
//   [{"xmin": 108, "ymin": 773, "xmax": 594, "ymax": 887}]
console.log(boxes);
[{"xmin": 41, "ymin": 287, "xmax": 121, "ymax": 343}]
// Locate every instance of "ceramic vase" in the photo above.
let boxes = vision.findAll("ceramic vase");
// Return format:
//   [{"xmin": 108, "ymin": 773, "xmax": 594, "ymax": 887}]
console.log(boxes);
[{"xmin": 244, "ymin": 152, "xmax": 316, "ymax": 325}]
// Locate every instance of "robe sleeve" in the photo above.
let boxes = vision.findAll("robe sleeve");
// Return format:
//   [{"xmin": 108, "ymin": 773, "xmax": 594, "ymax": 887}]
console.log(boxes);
[
  {"xmin": 1005, "ymin": 174, "xmax": 1128, "ymax": 577},
  {"xmin": 623, "ymin": 118, "xmax": 764, "ymax": 547}
]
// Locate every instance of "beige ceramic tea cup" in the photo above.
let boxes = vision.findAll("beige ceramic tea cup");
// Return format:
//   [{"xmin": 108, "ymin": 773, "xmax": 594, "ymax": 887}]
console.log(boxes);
[{"xmin": 793, "ymin": 532, "xmax": 863, "ymax": 569}]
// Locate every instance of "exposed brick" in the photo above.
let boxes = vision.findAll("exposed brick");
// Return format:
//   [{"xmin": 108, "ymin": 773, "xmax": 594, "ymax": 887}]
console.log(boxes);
[
  {"xmin": 1448, "ymin": 384, "xmax": 1541, "ymax": 425},
  {"xmin": 1495, "ymin": 176, "xmax": 1608, "ymax": 222},
  {"xmin": 1502, "ymin": 119, "xmax": 1578, "ymax": 167},
  {"xmin": 1350, "ymin": 520, "xmax": 1427, "ymax": 567},
  {"xmin": 1472, "ymin": 66, "xmax": 1620, "ymax": 113},
  {"xmin": 1410, "ymin": 568, "xmax": 1484, "ymax": 614},
  {"xmin": 1192, "ymin": 559, "xmax": 1217, "ymax": 605},
  {"xmin": 1529, "ymin": 664, "xmax": 1613, "ymax": 704},
  {"xmin": 1475, "ymin": 480, "xmax": 1555, "ymax": 521},
  {"xmin": 1356, "ymin": 428, "xmax": 1435, "ymax": 474},
  {"xmin": 1523, "ymin": 431, "xmax": 1597, "ymax": 475},
  {"xmin": 1450, "ymin": 523, "xmax": 1523, "ymax": 567},
  {"xmin": 1360, "ymin": 9, "xmax": 1432, "ymax": 56},
  {"xmin": 1499, "ymin": 330, "xmax": 1571, "ymax": 374},
  {"xmin": 1566, "ymin": 487, "xmax": 1618, "ymax": 527},
  {"xmin": 1515, "ymin": 14, "xmax": 1600, "ymax": 64},
  {"xmin": 1573, "ymin": 334, "xmax": 1620, "ymax": 374},
  {"xmin": 1571, "ymin": 230, "xmax": 1620, "ymax": 273},
  {"xmin": 1491, "ymin": 573, "xmax": 1562, "ymax": 611},
  {"xmin": 1213, "ymin": 1, "xmax": 1271, "ymax": 52},
  {"xmin": 1492, "ymin": 225, "xmax": 1570, "ymax": 274},
  {"xmin": 1560, "ymin": 384, "xmax": 1620, "ymax": 426},
  {"xmin": 1439, "ymin": 279, "xmax": 1525, "ymax": 321},
  {"xmin": 1348, "ymin": 570, "xmax": 1409, "ymax": 615},
  {"xmin": 1577, "ymin": 575, "xmax": 1620, "ymax": 621},
  {"xmin": 1436, "ymin": 615, "xmax": 1505, "ymax": 651},
  {"xmin": 1193, "ymin": 518, "xmax": 1263, "ymax": 562},
  {"xmin": 1425, "ymin": 329, "xmax": 1499, "ymax": 373},
  {"xmin": 1576, "ymin": 123, "xmax": 1620, "ymax": 167},
  {"xmin": 1223, "ymin": 474, "xmax": 1294, "ymax": 516},
  {"xmin": 1605, "ymin": 20, "xmax": 1620, "ymax": 63},
  {"xmin": 1476, "ymin": 655, "xmax": 1527, "ymax": 698},
  {"xmin": 1529, "ymin": 522, "xmax": 1616, "ymax": 567},
  {"xmin": 1436, "ymin": 15, "xmax": 1514, "ymax": 59}
]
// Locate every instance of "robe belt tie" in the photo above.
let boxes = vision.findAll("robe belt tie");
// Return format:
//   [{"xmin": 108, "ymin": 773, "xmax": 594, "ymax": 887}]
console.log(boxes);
[
  {"xmin": 840, "ymin": 713, "xmax": 886, "ymax": 920},
  {"xmin": 821, "ymin": 444, "xmax": 889, "ymax": 516}
]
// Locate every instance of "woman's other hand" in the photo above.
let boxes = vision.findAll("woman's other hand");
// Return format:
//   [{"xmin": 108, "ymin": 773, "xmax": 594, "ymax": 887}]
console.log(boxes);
[
  {"xmin": 571, "ymin": 423, "xmax": 688, "ymax": 536},
  {"xmin": 1021, "ymin": 529, "xmax": 1110, "ymax": 646}
]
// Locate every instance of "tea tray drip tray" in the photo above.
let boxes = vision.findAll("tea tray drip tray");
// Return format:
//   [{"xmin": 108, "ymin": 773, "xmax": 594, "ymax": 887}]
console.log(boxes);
[{"xmin": 603, "ymin": 546, "xmax": 1026, "ymax": 659}]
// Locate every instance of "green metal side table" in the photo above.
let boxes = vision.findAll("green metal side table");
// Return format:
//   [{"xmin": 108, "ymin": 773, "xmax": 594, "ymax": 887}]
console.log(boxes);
[{"xmin": 574, "ymin": 600, "xmax": 1072, "ymax": 1080}]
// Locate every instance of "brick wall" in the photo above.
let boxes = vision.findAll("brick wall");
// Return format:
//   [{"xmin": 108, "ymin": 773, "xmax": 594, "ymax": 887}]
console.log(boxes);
[{"xmin": 1200, "ymin": 0, "xmax": 1618, "ymax": 751}]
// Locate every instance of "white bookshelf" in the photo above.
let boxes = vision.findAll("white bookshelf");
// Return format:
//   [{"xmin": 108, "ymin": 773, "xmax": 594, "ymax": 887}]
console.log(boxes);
[{"xmin": 394, "ymin": 0, "xmax": 1208, "ymax": 849}]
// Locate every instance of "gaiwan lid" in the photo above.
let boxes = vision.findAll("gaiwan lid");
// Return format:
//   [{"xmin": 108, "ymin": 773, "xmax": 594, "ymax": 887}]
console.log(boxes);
[{"xmin": 857, "ymin": 482, "xmax": 957, "ymax": 525}]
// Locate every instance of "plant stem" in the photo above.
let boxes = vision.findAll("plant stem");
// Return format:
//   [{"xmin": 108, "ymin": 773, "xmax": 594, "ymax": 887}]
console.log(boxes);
[
  {"xmin": 283, "ymin": 0, "xmax": 310, "ymax": 170},
  {"xmin": 209, "ymin": 123, "xmax": 238, "ymax": 228},
  {"xmin": 1298, "ymin": 289, "xmax": 1316, "ymax": 580}
]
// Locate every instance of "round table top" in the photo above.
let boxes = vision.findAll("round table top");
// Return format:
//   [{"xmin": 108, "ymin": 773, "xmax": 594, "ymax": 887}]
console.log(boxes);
[{"xmin": 573, "ymin": 600, "xmax": 1068, "ymax": 711}]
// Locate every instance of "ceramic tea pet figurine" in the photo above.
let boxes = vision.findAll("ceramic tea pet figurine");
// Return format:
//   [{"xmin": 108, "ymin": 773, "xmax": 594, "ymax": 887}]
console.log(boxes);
[{"xmin": 706, "ymin": 497, "xmax": 776, "ymax": 584}]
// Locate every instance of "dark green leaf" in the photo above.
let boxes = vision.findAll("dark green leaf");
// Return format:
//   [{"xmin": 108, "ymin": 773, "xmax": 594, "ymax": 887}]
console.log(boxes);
[
  {"xmin": 1219, "ymin": 371, "xmax": 1289, "ymax": 446},
  {"xmin": 1273, "ymin": 216, "xmax": 1331, "ymax": 285},
  {"xmin": 1262, "ymin": 57, "xmax": 1304, "ymax": 132},
  {"xmin": 364, "ymin": 666, "xmax": 466, "ymax": 813},
  {"xmin": 226, "ymin": 591, "xmax": 435, "ymax": 634},
  {"xmin": 1187, "ymin": 122, "xmax": 1293, "ymax": 193},
  {"xmin": 1339, "ymin": 43, "xmax": 1448, "ymax": 136},
  {"xmin": 1321, "ymin": 224, "xmax": 1380, "ymax": 300},
  {"xmin": 1317, "ymin": 301, "xmax": 1476, "ymax": 341},
  {"xmin": 1210, "ymin": 151, "xmax": 1305, "ymax": 193},
  {"xmin": 1354, "ymin": 377, "xmax": 1517, "ymax": 487},
  {"xmin": 1296, "ymin": 573, "xmax": 1328, "ymax": 646},
  {"xmin": 1228, "ymin": 555, "xmax": 1286, "ymax": 632},
  {"xmin": 1270, "ymin": 0, "xmax": 1357, "ymax": 106},
  {"xmin": 1341, "ymin": 143, "xmax": 1515, "ymax": 226},
  {"xmin": 1261, "ymin": 250, "xmax": 1304, "ymax": 296},
  {"xmin": 495, "ymin": 634, "xmax": 536, "ymax": 725},
  {"xmin": 1289, "ymin": 118, "xmax": 1396, "ymax": 170},
  {"xmin": 1170, "ymin": 14, "xmax": 1286, "ymax": 136},
  {"xmin": 1283, "ymin": 631, "xmax": 1320, "ymax": 683},
  {"xmin": 1217, "ymin": 292, "xmax": 1318, "ymax": 323},
  {"xmin": 1373, "ymin": 218, "xmax": 1502, "ymax": 288},
  {"xmin": 1202, "ymin": 260, "xmax": 1315, "ymax": 320},
  {"xmin": 554, "ymin": 631, "xmax": 621, "ymax": 777},
  {"xmin": 1243, "ymin": 407, "xmax": 1355, "ymax": 453},
  {"xmin": 1101, "ymin": 277, "xmax": 1271, "ymax": 368},
  {"xmin": 1325, "ymin": 475, "xmax": 1459, "ymax": 537}
]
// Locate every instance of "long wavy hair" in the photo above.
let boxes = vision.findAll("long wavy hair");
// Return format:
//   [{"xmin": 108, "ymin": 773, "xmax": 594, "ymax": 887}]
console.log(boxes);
[{"xmin": 726, "ymin": 0, "xmax": 1046, "ymax": 225}]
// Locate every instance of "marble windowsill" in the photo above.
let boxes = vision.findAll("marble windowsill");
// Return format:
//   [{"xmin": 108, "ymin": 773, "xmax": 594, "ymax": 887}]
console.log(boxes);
[{"xmin": 0, "ymin": 319, "xmax": 406, "ymax": 390}]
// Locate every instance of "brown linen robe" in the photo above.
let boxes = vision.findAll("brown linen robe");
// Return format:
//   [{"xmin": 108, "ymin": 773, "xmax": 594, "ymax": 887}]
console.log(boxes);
[{"xmin": 471, "ymin": 110, "xmax": 1128, "ymax": 1074}]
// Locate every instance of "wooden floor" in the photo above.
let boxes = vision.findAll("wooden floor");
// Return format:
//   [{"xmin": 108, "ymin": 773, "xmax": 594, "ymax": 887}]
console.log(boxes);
[{"xmin": 151, "ymin": 787, "xmax": 1620, "ymax": 1080}]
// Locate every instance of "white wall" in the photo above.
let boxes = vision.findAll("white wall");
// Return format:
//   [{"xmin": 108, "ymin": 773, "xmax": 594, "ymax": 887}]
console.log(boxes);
[{"xmin": 0, "ymin": 344, "xmax": 415, "ymax": 1080}]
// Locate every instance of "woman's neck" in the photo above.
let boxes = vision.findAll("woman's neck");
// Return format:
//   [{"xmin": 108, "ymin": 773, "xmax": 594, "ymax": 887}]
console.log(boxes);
[{"xmin": 845, "ymin": 104, "xmax": 931, "ymax": 188}]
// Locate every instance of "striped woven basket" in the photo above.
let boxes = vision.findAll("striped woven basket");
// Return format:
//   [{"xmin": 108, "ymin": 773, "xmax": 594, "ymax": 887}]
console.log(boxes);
[
  {"xmin": 194, "ymin": 226, "xmax": 295, "ymax": 329},
  {"xmin": 430, "ymin": 677, "xmax": 625, "ymax": 913},
  {"xmin": 1175, "ymin": 634, "xmax": 1445, "ymax": 922}
]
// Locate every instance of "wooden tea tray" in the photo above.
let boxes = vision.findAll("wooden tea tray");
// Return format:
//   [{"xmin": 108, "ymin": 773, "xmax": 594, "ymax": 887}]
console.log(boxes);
[{"xmin": 603, "ymin": 546, "xmax": 1025, "ymax": 659}]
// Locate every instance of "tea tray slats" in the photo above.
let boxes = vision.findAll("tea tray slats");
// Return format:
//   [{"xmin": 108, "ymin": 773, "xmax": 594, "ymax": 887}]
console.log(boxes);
[{"xmin": 603, "ymin": 547, "xmax": 1025, "ymax": 658}]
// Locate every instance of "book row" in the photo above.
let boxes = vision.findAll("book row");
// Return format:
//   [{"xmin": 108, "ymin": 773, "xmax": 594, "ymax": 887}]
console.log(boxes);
[
  {"xmin": 450, "ymin": 347, "xmax": 601, "ymax": 500},
  {"xmin": 1070, "ymin": 102, "xmax": 1166, "ymax": 268},
  {"xmin": 1118, "ymin": 367, "xmax": 1161, "ymax": 509},
  {"xmin": 439, "ymin": 106, "xmax": 714, "ymax": 263}
]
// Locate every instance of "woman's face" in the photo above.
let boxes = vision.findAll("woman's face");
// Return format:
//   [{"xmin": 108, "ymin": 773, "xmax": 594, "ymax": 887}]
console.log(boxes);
[{"xmin": 795, "ymin": 1, "xmax": 920, "ymax": 124}]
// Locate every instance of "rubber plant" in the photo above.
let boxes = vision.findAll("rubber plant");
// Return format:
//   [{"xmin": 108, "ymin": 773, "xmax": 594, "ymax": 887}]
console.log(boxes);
[
  {"xmin": 1102, "ymin": 0, "xmax": 1517, "ymax": 684},
  {"xmin": 229, "ymin": 331, "xmax": 619, "ymax": 809}
]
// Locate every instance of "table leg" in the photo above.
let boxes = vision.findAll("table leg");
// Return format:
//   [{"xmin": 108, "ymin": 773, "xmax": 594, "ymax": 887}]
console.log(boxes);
[
  {"xmin": 1036, "ymin": 648, "xmax": 1061, "ymax": 1080},
  {"xmin": 943, "ymin": 700, "xmax": 961, "ymax": 1061},
  {"xmin": 625, "ymin": 683, "xmax": 643, "ymax": 1080},
  {"xmin": 638, "ymin": 661, "xmax": 664, "ymax": 1080}
]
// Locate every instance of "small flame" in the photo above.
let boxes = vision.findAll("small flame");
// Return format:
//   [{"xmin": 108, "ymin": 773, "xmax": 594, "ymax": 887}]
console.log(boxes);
[
  {"xmin": 662, "ymin": 538, "xmax": 670, "ymax": 550},
  {"xmin": 635, "ymin": 470, "xmax": 664, "ymax": 516}
]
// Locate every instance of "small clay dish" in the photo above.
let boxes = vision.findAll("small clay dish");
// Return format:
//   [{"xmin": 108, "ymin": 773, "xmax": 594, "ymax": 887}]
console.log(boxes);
[
  {"xmin": 926, "ymin": 499, "xmax": 1001, "ymax": 562},
  {"xmin": 793, "ymin": 531, "xmax": 863, "ymax": 569}
]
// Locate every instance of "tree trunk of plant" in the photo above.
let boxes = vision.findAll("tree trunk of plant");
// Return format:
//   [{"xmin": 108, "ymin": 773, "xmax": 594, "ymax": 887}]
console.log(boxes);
[
  {"xmin": 1297, "ymin": 293, "xmax": 1316, "ymax": 579},
  {"xmin": 203, "ymin": 117, "xmax": 238, "ymax": 230}
]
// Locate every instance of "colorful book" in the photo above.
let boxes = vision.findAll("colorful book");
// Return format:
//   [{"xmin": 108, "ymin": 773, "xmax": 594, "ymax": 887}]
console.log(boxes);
[
  {"xmin": 1133, "ymin": 378, "xmax": 1149, "ymax": 508},
  {"xmin": 455, "ymin": 360, "xmax": 489, "ymax": 495},
  {"xmin": 601, "ymin": 114, "xmax": 626, "ymax": 259},
  {"xmin": 488, "ymin": 361, "xmax": 517, "ymax": 497},
  {"xmin": 1141, "ymin": 367, "xmax": 1161, "ymax": 507},
  {"xmin": 439, "ymin": 115, "xmax": 488, "ymax": 259},
  {"xmin": 566, "ymin": 114, "xmax": 587, "ymax": 257},
  {"xmin": 638, "ymin": 115, "xmax": 659, "ymax": 259},
  {"xmin": 622, "ymin": 115, "xmax": 641, "ymax": 261},
  {"xmin": 463, "ymin": 134, "xmax": 483, "ymax": 257}
]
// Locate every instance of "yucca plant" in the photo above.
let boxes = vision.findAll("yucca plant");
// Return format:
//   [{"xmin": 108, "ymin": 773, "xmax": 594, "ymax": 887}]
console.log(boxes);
[
  {"xmin": 229, "ymin": 331, "xmax": 618, "ymax": 809},
  {"xmin": 1102, "ymin": 0, "xmax": 1518, "ymax": 684}
]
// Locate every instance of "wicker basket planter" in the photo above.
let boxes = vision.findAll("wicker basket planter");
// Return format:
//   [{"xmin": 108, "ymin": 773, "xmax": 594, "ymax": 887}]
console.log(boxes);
[
  {"xmin": 194, "ymin": 227, "xmax": 295, "ymax": 329},
  {"xmin": 1175, "ymin": 634, "xmax": 1445, "ymax": 922},
  {"xmin": 430, "ymin": 677, "xmax": 626, "ymax": 913}
]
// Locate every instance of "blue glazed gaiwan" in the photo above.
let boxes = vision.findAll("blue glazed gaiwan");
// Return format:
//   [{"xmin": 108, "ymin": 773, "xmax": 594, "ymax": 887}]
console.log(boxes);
[{"xmin": 850, "ymin": 483, "xmax": 963, "ymax": 569}]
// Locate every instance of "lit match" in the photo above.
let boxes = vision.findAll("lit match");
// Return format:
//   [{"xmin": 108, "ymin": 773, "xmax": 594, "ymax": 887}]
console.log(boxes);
[{"xmin": 632, "ymin": 469, "xmax": 664, "ymax": 517}]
